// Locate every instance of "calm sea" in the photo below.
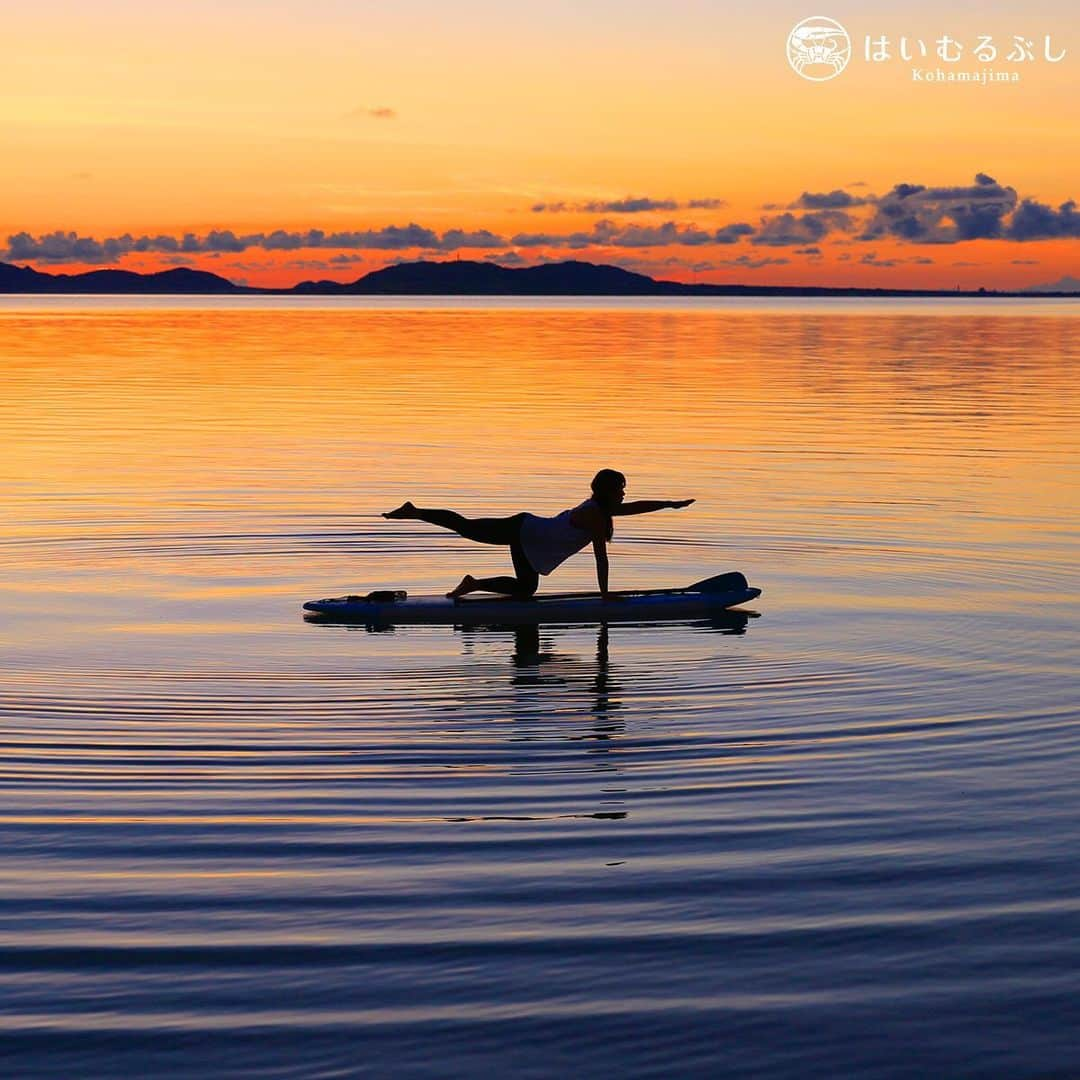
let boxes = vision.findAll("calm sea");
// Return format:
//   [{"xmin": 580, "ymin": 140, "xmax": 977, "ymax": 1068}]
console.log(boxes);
[{"xmin": 1, "ymin": 296, "xmax": 1078, "ymax": 1078}]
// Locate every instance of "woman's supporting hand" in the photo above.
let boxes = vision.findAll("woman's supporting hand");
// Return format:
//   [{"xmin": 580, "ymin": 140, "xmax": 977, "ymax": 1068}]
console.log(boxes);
[{"xmin": 668, "ymin": 498, "xmax": 696, "ymax": 509}]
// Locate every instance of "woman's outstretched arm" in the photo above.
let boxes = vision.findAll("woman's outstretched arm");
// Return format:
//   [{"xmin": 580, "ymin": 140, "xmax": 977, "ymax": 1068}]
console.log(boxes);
[{"xmin": 613, "ymin": 498, "xmax": 695, "ymax": 516}]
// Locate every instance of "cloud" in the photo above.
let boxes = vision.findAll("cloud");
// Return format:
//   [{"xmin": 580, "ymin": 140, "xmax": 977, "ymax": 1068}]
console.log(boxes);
[
  {"xmin": 531, "ymin": 196, "xmax": 726, "ymax": 213},
  {"xmin": 5, "ymin": 231, "xmax": 109, "ymax": 262},
  {"xmin": 197, "ymin": 229, "xmax": 246, "ymax": 252},
  {"xmin": 715, "ymin": 223, "xmax": 755, "ymax": 244},
  {"xmin": 791, "ymin": 189, "xmax": 871, "ymax": 209},
  {"xmin": 860, "ymin": 252, "xmax": 901, "ymax": 267},
  {"xmin": 583, "ymin": 197, "xmax": 678, "ymax": 213},
  {"xmin": 321, "ymin": 225, "xmax": 443, "ymax": 249},
  {"xmin": 751, "ymin": 174, "xmax": 1071, "ymax": 248},
  {"xmin": 436, "ymin": 228, "xmax": 507, "ymax": 250},
  {"xmin": 716, "ymin": 254, "xmax": 791, "ymax": 269},
  {"xmin": 858, "ymin": 174, "xmax": 1018, "ymax": 242},
  {"xmin": 510, "ymin": 219, "xmax": 754, "ymax": 249},
  {"xmin": 607, "ymin": 221, "xmax": 711, "ymax": 247},
  {"xmin": 751, "ymin": 210, "xmax": 855, "ymax": 246},
  {"xmin": 345, "ymin": 105, "xmax": 397, "ymax": 120},
  {"xmin": 1005, "ymin": 198, "xmax": 1080, "ymax": 240},
  {"xmin": 2, "ymin": 223, "xmax": 493, "ymax": 263}
]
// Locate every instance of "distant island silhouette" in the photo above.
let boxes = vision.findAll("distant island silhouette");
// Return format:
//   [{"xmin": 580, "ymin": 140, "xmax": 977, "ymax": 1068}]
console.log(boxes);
[{"xmin": 0, "ymin": 258, "xmax": 1075, "ymax": 298}]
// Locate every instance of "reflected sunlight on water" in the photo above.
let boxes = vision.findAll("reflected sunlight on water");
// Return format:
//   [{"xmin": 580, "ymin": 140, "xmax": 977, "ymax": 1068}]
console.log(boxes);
[{"xmin": 0, "ymin": 298, "xmax": 1077, "ymax": 1078}]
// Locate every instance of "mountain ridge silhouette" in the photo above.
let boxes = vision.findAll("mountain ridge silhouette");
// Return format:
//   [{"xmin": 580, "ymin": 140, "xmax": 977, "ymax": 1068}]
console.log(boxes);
[{"xmin": 0, "ymin": 258, "xmax": 1074, "ymax": 297}]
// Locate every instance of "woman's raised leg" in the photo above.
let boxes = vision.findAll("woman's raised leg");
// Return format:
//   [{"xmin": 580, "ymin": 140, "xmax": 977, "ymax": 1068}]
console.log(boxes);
[{"xmin": 383, "ymin": 503, "xmax": 519, "ymax": 545}]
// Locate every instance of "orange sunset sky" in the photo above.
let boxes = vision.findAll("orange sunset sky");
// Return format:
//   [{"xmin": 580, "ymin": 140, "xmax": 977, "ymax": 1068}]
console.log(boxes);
[{"xmin": 2, "ymin": 1, "xmax": 1078, "ymax": 290}]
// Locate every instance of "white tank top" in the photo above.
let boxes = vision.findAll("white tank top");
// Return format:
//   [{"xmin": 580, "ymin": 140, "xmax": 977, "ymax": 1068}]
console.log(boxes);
[{"xmin": 519, "ymin": 498, "xmax": 595, "ymax": 576}]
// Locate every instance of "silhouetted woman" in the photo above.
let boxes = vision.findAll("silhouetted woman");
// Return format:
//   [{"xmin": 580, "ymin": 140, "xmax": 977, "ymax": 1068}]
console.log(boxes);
[{"xmin": 383, "ymin": 468, "xmax": 694, "ymax": 599}]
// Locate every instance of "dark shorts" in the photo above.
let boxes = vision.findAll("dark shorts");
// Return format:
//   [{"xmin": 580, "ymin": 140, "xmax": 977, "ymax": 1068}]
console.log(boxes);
[{"xmin": 449, "ymin": 512, "xmax": 538, "ymax": 596}]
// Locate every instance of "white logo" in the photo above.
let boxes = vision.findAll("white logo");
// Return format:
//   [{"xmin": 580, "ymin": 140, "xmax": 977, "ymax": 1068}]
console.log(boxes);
[{"xmin": 787, "ymin": 16, "xmax": 851, "ymax": 80}]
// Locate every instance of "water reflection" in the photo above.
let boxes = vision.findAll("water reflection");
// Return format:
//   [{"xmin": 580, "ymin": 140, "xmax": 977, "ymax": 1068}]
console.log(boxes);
[
  {"xmin": 472, "ymin": 623, "xmax": 626, "ymax": 741},
  {"xmin": 304, "ymin": 613, "xmax": 757, "ymax": 744}
]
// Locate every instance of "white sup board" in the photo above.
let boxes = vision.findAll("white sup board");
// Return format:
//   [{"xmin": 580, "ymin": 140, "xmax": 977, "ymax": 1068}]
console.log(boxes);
[{"xmin": 303, "ymin": 572, "xmax": 760, "ymax": 625}]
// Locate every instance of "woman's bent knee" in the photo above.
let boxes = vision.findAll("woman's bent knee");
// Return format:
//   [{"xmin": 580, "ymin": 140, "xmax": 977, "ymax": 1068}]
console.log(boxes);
[{"xmin": 513, "ymin": 573, "xmax": 539, "ymax": 599}]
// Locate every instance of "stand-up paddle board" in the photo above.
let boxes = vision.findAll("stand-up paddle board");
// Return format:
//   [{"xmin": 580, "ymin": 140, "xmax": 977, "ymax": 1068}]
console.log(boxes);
[{"xmin": 303, "ymin": 571, "xmax": 760, "ymax": 625}]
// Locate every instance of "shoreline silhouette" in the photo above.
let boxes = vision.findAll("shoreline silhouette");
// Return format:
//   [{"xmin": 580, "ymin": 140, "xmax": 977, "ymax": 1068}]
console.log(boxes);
[{"xmin": 1, "ymin": 257, "xmax": 1075, "ymax": 298}]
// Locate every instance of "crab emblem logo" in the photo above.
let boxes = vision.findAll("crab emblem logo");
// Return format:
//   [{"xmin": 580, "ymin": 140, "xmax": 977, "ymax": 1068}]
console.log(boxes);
[{"xmin": 787, "ymin": 16, "xmax": 851, "ymax": 81}]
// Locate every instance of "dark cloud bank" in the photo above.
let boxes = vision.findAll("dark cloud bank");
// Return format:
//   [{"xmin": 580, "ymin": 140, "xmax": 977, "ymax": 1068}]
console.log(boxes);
[{"xmin": 5, "ymin": 175, "xmax": 1076, "ymax": 270}]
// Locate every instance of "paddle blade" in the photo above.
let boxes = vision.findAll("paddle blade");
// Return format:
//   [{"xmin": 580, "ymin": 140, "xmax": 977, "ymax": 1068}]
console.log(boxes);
[{"xmin": 688, "ymin": 571, "xmax": 749, "ymax": 593}]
